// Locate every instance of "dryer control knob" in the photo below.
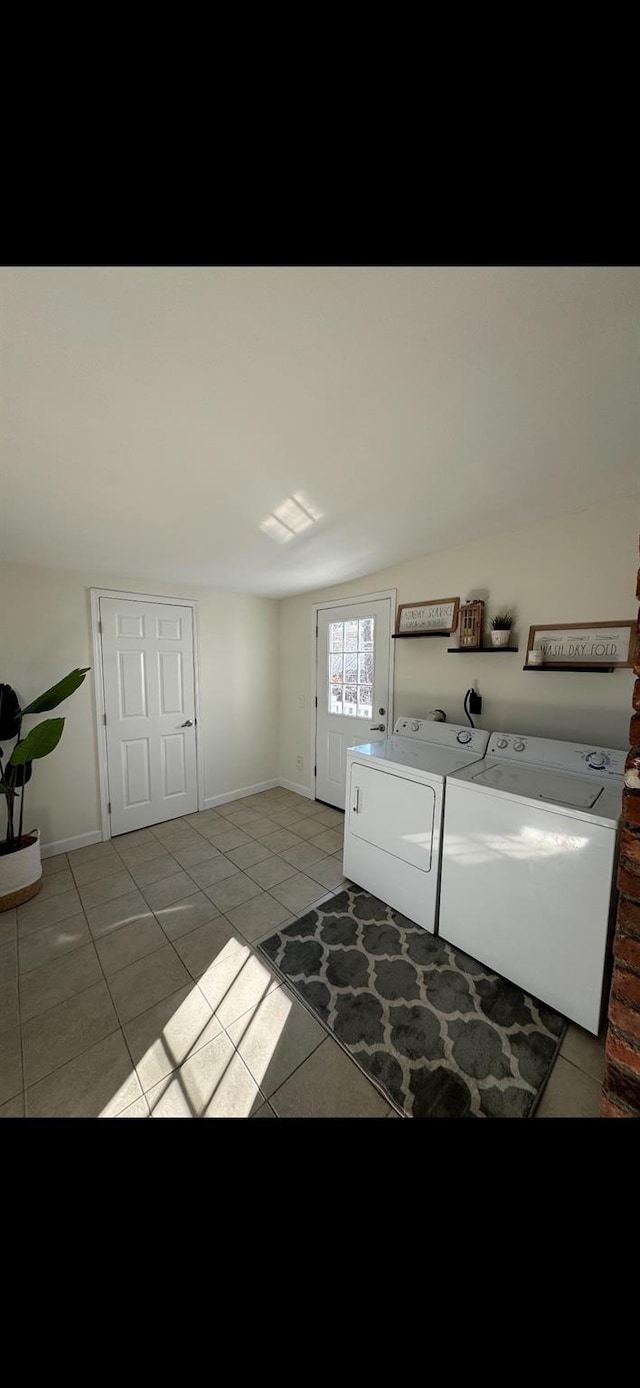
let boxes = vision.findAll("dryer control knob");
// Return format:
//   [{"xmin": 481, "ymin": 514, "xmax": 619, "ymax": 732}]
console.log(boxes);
[
  {"xmin": 586, "ymin": 751, "xmax": 606, "ymax": 769},
  {"xmin": 496, "ymin": 738, "xmax": 508, "ymax": 749},
  {"xmin": 411, "ymin": 720, "xmax": 420, "ymax": 732},
  {"xmin": 513, "ymin": 741, "xmax": 525, "ymax": 751},
  {"xmin": 457, "ymin": 730, "xmax": 472, "ymax": 744}
]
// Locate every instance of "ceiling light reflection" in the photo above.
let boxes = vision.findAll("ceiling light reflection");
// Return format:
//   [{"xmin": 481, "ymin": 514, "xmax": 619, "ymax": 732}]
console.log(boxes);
[
  {"xmin": 260, "ymin": 492, "xmax": 323, "ymax": 544},
  {"xmin": 260, "ymin": 515, "xmax": 294, "ymax": 544},
  {"xmin": 292, "ymin": 491, "xmax": 323, "ymax": 522}
]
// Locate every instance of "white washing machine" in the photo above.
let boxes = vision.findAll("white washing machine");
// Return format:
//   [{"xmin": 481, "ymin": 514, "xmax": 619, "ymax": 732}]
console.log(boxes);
[
  {"xmin": 439, "ymin": 732, "xmax": 625, "ymax": 1033},
  {"xmin": 343, "ymin": 717, "xmax": 490, "ymax": 932}
]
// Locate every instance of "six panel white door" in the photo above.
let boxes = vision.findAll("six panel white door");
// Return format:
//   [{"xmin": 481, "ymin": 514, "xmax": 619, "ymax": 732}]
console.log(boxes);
[
  {"xmin": 100, "ymin": 598, "xmax": 198, "ymax": 835},
  {"xmin": 315, "ymin": 598, "xmax": 392, "ymax": 809}
]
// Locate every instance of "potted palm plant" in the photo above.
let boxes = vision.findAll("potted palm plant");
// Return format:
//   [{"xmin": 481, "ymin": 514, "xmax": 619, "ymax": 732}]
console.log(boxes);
[
  {"xmin": 0, "ymin": 669, "xmax": 90, "ymax": 910},
  {"xmin": 489, "ymin": 613, "xmax": 514, "ymax": 648}
]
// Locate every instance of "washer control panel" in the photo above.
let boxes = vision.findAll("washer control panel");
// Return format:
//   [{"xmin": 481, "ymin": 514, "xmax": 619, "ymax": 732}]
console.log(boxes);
[{"xmin": 487, "ymin": 732, "xmax": 625, "ymax": 778}]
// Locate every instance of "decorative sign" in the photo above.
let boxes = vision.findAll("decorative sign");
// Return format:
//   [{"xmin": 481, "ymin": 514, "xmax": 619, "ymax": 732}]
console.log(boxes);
[
  {"xmin": 396, "ymin": 598, "xmax": 460, "ymax": 635},
  {"xmin": 526, "ymin": 621, "xmax": 635, "ymax": 668}
]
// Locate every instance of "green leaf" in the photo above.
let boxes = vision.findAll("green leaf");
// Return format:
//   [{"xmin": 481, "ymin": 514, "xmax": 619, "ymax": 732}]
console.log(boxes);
[
  {"xmin": 3, "ymin": 760, "xmax": 32, "ymax": 788},
  {"xmin": 0, "ymin": 684, "xmax": 21, "ymax": 741},
  {"xmin": 0, "ymin": 783, "xmax": 18, "ymax": 799},
  {"xmin": 19, "ymin": 668, "xmax": 90, "ymax": 716},
  {"xmin": 9, "ymin": 719, "xmax": 65, "ymax": 764}
]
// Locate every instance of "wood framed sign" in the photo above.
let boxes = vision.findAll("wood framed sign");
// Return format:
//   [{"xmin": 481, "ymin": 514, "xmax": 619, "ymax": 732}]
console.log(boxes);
[
  {"xmin": 396, "ymin": 597, "xmax": 460, "ymax": 635},
  {"xmin": 526, "ymin": 621, "xmax": 636, "ymax": 668}
]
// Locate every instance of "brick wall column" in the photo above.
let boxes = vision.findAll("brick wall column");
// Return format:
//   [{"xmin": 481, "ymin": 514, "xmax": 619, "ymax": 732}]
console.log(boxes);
[{"xmin": 601, "ymin": 553, "xmax": 640, "ymax": 1117}]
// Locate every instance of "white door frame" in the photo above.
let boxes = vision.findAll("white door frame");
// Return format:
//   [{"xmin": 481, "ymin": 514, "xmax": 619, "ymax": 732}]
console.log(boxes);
[
  {"xmin": 90, "ymin": 588, "xmax": 205, "ymax": 841},
  {"xmin": 310, "ymin": 589, "xmax": 397, "ymax": 804}
]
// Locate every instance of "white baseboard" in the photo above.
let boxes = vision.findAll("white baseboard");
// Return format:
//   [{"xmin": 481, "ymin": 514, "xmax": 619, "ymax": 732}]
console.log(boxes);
[
  {"xmin": 41, "ymin": 829, "xmax": 104, "ymax": 860},
  {"xmin": 278, "ymin": 779, "xmax": 313, "ymax": 799},
  {"xmin": 204, "ymin": 779, "xmax": 279, "ymax": 810},
  {"xmin": 40, "ymin": 776, "xmax": 310, "ymax": 855}
]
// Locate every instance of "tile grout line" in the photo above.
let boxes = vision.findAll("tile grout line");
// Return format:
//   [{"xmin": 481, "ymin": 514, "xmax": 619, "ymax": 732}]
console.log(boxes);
[
  {"xmin": 12, "ymin": 793, "xmax": 519, "ymax": 1115},
  {"xmin": 24, "ymin": 871, "xmax": 124, "ymax": 1107},
  {"xmin": 25, "ymin": 818, "xmax": 290, "ymax": 1103},
  {"xmin": 137, "ymin": 970, "xmax": 250, "ymax": 1114},
  {"xmin": 23, "ymin": 912, "xmax": 200, "ymax": 1107},
  {"xmin": 22, "ymin": 860, "xmax": 123, "ymax": 1110},
  {"xmin": 554, "ymin": 1051, "xmax": 605, "ymax": 1086},
  {"xmin": 230, "ymin": 880, "xmax": 352, "ymax": 1110},
  {"xmin": 184, "ymin": 895, "xmax": 346, "ymax": 1112},
  {"xmin": 20, "ymin": 840, "xmax": 227, "ymax": 1034},
  {"xmin": 24, "ymin": 839, "xmax": 199, "ymax": 1107},
  {"xmin": 12, "ymin": 795, "xmax": 303, "ymax": 1112},
  {"xmin": 220, "ymin": 1001, "xmax": 329, "ymax": 1111},
  {"xmin": 14, "ymin": 798, "xmax": 356, "ymax": 1116},
  {"xmin": 118, "ymin": 973, "xmax": 216, "ymax": 1115},
  {"xmin": 267, "ymin": 1037, "xmax": 335, "ymax": 1116},
  {"xmin": 24, "ymin": 1023, "xmax": 124, "ymax": 1113},
  {"xmin": 251, "ymin": 885, "xmax": 405, "ymax": 1116},
  {"xmin": 22, "ymin": 856, "xmax": 344, "ymax": 1048},
  {"xmin": 112, "ymin": 841, "xmax": 346, "ymax": 1109},
  {"xmin": 141, "ymin": 955, "xmax": 273, "ymax": 1115}
]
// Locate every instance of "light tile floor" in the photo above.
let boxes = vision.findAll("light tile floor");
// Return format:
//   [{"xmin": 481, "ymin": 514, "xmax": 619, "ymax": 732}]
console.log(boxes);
[{"xmin": 0, "ymin": 787, "xmax": 606, "ymax": 1118}]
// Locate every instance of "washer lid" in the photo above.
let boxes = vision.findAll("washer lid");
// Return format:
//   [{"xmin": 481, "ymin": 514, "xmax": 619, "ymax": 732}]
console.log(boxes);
[{"xmin": 470, "ymin": 762, "xmax": 603, "ymax": 809}]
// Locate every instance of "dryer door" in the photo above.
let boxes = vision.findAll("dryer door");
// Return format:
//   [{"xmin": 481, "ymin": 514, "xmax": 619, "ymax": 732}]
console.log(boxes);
[{"xmin": 348, "ymin": 762, "xmax": 436, "ymax": 872}]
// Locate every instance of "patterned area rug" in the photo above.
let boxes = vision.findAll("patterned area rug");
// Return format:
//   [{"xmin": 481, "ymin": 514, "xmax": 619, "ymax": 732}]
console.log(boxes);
[{"xmin": 259, "ymin": 887, "xmax": 567, "ymax": 1118}]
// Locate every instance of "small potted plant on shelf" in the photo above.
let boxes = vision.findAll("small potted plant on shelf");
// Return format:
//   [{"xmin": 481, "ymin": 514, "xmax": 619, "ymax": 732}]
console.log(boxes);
[
  {"xmin": 489, "ymin": 614, "xmax": 514, "ymax": 648},
  {"xmin": 0, "ymin": 668, "xmax": 89, "ymax": 911}
]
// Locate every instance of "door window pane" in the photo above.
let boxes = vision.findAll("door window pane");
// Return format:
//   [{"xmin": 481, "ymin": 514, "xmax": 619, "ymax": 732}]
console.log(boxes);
[
  {"xmin": 358, "ymin": 651, "xmax": 373, "ymax": 685},
  {"xmin": 329, "ymin": 684, "xmax": 343, "ymax": 714},
  {"xmin": 358, "ymin": 685, "xmax": 373, "ymax": 718},
  {"xmin": 327, "ymin": 616, "xmax": 375, "ymax": 717},
  {"xmin": 344, "ymin": 685, "xmax": 358, "ymax": 715}
]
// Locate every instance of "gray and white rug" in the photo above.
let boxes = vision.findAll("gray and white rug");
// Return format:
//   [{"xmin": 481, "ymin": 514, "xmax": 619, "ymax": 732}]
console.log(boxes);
[{"xmin": 259, "ymin": 887, "xmax": 567, "ymax": 1118}]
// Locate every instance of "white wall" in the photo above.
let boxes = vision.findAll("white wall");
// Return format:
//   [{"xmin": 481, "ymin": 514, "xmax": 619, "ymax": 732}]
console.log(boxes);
[
  {"xmin": 279, "ymin": 495, "xmax": 640, "ymax": 790},
  {"xmin": 0, "ymin": 563, "xmax": 279, "ymax": 850},
  {"xmin": 2, "ymin": 495, "xmax": 637, "ymax": 849}
]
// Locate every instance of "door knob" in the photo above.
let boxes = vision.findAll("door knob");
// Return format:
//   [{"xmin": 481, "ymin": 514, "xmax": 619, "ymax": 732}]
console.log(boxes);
[
  {"xmin": 370, "ymin": 724, "xmax": 385, "ymax": 731},
  {"xmin": 181, "ymin": 719, "xmax": 193, "ymax": 728}
]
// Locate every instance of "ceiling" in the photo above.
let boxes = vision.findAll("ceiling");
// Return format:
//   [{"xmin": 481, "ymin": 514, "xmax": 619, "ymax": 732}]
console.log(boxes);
[{"xmin": 1, "ymin": 265, "xmax": 638, "ymax": 598}]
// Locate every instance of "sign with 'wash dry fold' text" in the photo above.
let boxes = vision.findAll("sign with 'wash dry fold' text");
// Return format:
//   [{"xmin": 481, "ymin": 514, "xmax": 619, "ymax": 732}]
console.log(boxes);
[{"xmin": 527, "ymin": 622, "xmax": 635, "ymax": 668}]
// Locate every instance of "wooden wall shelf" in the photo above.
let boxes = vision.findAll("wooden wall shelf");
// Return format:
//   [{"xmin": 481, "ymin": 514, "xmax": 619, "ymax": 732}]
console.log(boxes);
[
  {"xmin": 522, "ymin": 665, "xmax": 615, "ymax": 674},
  {"xmin": 392, "ymin": 631, "xmax": 451, "ymax": 639},
  {"xmin": 448, "ymin": 647, "xmax": 519, "ymax": 654}
]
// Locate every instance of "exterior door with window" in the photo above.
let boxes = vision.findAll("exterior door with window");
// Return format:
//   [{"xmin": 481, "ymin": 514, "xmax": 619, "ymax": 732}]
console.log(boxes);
[
  {"xmin": 100, "ymin": 597, "xmax": 199, "ymax": 836},
  {"xmin": 315, "ymin": 597, "xmax": 392, "ymax": 809}
]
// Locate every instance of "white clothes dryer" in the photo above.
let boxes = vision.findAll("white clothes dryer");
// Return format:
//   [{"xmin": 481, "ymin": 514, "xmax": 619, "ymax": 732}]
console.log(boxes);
[
  {"xmin": 439, "ymin": 732, "xmax": 625, "ymax": 1033},
  {"xmin": 343, "ymin": 717, "xmax": 490, "ymax": 932}
]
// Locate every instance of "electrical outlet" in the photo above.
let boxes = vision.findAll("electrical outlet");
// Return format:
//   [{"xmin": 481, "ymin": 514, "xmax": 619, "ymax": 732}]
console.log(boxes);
[{"xmin": 296, "ymin": 755, "xmax": 303, "ymax": 771}]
